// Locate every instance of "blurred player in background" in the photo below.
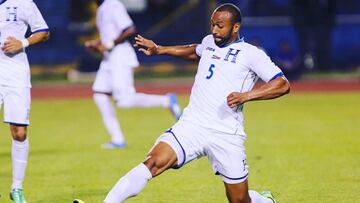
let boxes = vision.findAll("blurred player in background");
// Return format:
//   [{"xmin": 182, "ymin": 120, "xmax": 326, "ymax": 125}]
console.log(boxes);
[
  {"xmin": 85, "ymin": 0, "xmax": 182, "ymax": 149},
  {"xmin": 0, "ymin": 0, "xmax": 49, "ymax": 202},
  {"xmin": 103, "ymin": 3, "xmax": 290, "ymax": 203}
]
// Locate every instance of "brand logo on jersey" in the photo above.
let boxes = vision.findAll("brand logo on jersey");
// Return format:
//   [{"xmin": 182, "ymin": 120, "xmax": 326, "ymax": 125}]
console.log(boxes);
[
  {"xmin": 211, "ymin": 55, "xmax": 221, "ymax": 60},
  {"xmin": 206, "ymin": 47, "xmax": 215, "ymax": 52},
  {"xmin": 224, "ymin": 48, "xmax": 240, "ymax": 63},
  {"xmin": 6, "ymin": 7, "xmax": 18, "ymax": 22}
]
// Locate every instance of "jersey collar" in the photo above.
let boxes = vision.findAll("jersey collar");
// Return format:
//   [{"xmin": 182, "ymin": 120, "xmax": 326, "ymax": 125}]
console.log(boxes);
[
  {"xmin": 218, "ymin": 37, "xmax": 244, "ymax": 48},
  {"xmin": 0, "ymin": 0, "xmax": 7, "ymax": 5}
]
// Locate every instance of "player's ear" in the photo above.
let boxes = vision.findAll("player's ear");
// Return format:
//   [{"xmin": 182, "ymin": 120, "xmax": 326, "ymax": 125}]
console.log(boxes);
[{"xmin": 233, "ymin": 23, "xmax": 240, "ymax": 33}]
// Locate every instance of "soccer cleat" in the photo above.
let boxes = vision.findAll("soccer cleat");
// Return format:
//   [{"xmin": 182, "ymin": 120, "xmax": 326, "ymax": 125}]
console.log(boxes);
[
  {"xmin": 10, "ymin": 188, "xmax": 27, "ymax": 203},
  {"xmin": 168, "ymin": 93, "xmax": 182, "ymax": 121},
  {"xmin": 101, "ymin": 142, "xmax": 127, "ymax": 149},
  {"xmin": 73, "ymin": 199, "xmax": 85, "ymax": 203},
  {"xmin": 260, "ymin": 191, "xmax": 277, "ymax": 203}
]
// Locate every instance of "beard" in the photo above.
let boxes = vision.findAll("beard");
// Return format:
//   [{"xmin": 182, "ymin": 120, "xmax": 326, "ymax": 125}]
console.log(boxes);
[{"xmin": 213, "ymin": 28, "xmax": 234, "ymax": 47}]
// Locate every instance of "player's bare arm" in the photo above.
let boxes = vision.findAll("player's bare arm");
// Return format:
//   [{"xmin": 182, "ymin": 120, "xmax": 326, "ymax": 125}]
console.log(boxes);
[
  {"xmin": 227, "ymin": 76, "xmax": 290, "ymax": 108},
  {"xmin": 84, "ymin": 39, "xmax": 104, "ymax": 54},
  {"xmin": 113, "ymin": 26, "xmax": 136, "ymax": 46},
  {"xmin": 134, "ymin": 35, "xmax": 198, "ymax": 60},
  {"xmin": 1, "ymin": 31, "xmax": 49, "ymax": 54}
]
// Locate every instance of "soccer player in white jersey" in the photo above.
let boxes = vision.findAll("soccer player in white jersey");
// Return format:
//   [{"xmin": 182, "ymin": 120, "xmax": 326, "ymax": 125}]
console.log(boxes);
[
  {"xmin": 84, "ymin": 0, "xmax": 182, "ymax": 149},
  {"xmin": 0, "ymin": 0, "xmax": 49, "ymax": 202},
  {"xmin": 102, "ymin": 3, "xmax": 290, "ymax": 203}
]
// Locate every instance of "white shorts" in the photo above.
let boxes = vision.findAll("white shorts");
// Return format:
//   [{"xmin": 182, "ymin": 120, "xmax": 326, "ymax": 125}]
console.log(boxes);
[
  {"xmin": 92, "ymin": 58, "xmax": 136, "ymax": 101},
  {"xmin": 155, "ymin": 120, "xmax": 248, "ymax": 184},
  {"xmin": 0, "ymin": 85, "xmax": 30, "ymax": 125}
]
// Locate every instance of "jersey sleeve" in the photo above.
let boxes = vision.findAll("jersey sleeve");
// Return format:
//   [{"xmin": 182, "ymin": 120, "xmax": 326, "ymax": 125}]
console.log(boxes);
[
  {"xmin": 195, "ymin": 44, "xmax": 203, "ymax": 57},
  {"xmin": 195, "ymin": 35, "xmax": 210, "ymax": 57},
  {"xmin": 25, "ymin": 1, "xmax": 49, "ymax": 33},
  {"xmin": 97, "ymin": 10, "xmax": 113, "ymax": 43},
  {"xmin": 98, "ymin": 1, "xmax": 133, "ymax": 43},
  {"xmin": 249, "ymin": 48, "xmax": 283, "ymax": 82},
  {"xmin": 113, "ymin": 2, "xmax": 134, "ymax": 31}
]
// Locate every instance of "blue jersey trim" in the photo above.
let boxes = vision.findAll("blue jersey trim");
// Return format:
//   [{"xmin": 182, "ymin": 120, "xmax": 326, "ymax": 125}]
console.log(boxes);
[
  {"xmin": 165, "ymin": 128, "xmax": 186, "ymax": 169},
  {"xmin": 216, "ymin": 171, "xmax": 248, "ymax": 181},
  {"xmin": 4, "ymin": 122, "xmax": 29, "ymax": 127},
  {"xmin": 269, "ymin": 72, "xmax": 284, "ymax": 82},
  {"xmin": 0, "ymin": 0, "xmax": 7, "ymax": 5},
  {"xmin": 32, "ymin": 28, "xmax": 50, "ymax": 34},
  {"xmin": 218, "ymin": 37, "xmax": 244, "ymax": 48}
]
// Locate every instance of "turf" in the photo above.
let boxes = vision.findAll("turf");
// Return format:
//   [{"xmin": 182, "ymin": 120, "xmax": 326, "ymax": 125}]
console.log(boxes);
[{"xmin": 0, "ymin": 92, "xmax": 359, "ymax": 202}]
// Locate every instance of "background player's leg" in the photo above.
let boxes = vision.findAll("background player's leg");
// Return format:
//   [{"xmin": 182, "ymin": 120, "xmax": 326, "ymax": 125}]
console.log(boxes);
[
  {"xmin": 117, "ymin": 92, "xmax": 169, "ymax": 108},
  {"xmin": 93, "ymin": 93, "xmax": 126, "ymax": 147},
  {"xmin": 224, "ymin": 180, "xmax": 274, "ymax": 203},
  {"xmin": 104, "ymin": 142, "xmax": 178, "ymax": 203},
  {"xmin": 112, "ymin": 68, "xmax": 181, "ymax": 119},
  {"xmin": 113, "ymin": 68, "xmax": 169, "ymax": 108},
  {"xmin": 10, "ymin": 125, "xmax": 28, "ymax": 191}
]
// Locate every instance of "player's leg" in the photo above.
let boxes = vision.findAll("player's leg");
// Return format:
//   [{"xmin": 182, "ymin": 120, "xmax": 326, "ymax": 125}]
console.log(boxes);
[
  {"xmin": 112, "ymin": 67, "xmax": 181, "ymax": 120},
  {"xmin": 3, "ymin": 87, "xmax": 30, "ymax": 203},
  {"xmin": 104, "ymin": 142, "xmax": 178, "ymax": 203},
  {"xmin": 93, "ymin": 62, "xmax": 126, "ymax": 148},
  {"xmin": 224, "ymin": 181, "xmax": 275, "ymax": 203},
  {"xmin": 208, "ymin": 132, "xmax": 275, "ymax": 203},
  {"xmin": 224, "ymin": 180, "xmax": 251, "ymax": 203},
  {"xmin": 10, "ymin": 125, "xmax": 29, "ymax": 203},
  {"xmin": 10, "ymin": 125, "xmax": 29, "ymax": 189},
  {"xmin": 93, "ymin": 92, "xmax": 126, "ymax": 147},
  {"xmin": 104, "ymin": 121, "xmax": 203, "ymax": 202}
]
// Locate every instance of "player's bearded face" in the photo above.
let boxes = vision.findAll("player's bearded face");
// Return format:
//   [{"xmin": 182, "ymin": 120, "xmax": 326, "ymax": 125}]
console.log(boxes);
[
  {"xmin": 213, "ymin": 27, "xmax": 233, "ymax": 46},
  {"xmin": 211, "ymin": 11, "xmax": 236, "ymax": 47}
]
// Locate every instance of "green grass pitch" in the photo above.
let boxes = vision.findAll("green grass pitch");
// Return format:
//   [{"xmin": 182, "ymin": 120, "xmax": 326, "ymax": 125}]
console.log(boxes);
[{"xmin": 0, "ymin": 93, "xmax": 359, "ymax": 202}]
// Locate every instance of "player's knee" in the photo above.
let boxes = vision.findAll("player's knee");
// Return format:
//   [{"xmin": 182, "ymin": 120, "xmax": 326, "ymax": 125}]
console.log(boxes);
[
  {"xmin": 93, "ymin": 93, "xmax": 110, "ymax": 103},
  {"xmin": 11, "ymin": 126, "xmax": 27, "ymax": 141},
  {"xmin": 116, "ymin": 96, "xmax": 135, "ymax": 108},
  {"xmin": 143, "ymin": 156, "xmax": 167, "ymax": 177}
]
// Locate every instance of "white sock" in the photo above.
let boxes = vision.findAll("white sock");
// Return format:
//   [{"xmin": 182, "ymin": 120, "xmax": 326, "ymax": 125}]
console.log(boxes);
[
  {"xmin": 116, "ymin": 93, "xmax": 169, "ymax": 108},
  {"xmin": 11, "ymin": 138, "xmax": 29, "ymax": 190},
  {"xmin": 93, "ymin": 93, "xmax": 125, "ymax": 144},
  {"xmin": 249, "ymin": 190, "xmax": 273, "ymax": 203},
  {"xmin": 104, "ymin": 163, "xmax": 152, "ymax": 203}
]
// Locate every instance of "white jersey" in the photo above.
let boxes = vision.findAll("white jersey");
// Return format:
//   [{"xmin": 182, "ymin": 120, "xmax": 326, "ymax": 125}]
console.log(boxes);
[
  {"xmin": 97, "ymin": 0, "xmax": 138, "ymax": 68},
  {"xmin": 181, "ymin": 35, "xmax": 283, "ymax": 135},
  {"xmin": 0, "ymin": 0, "xmax": 48, "ymax": 87}
]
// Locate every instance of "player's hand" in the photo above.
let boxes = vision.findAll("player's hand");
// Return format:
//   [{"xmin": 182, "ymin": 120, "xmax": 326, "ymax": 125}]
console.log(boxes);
[
  {"xmin": 227, "ymin": 92, "xmax": 249, "ymax": 108},
  {"xmin": 134, "ymin": 35, "xmax": 158, "ymax": 56},
  {"xmin": 1, "ymin": 37, "xmax": 23, "ymax": 54},
  {"xmin": 84, "ymin": 39, "xmax": 107, "ymax": 55}
]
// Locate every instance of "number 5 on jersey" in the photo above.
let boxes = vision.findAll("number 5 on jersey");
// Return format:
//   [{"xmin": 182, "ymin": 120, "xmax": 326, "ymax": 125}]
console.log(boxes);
[{"xmin": 206, "ymin": 64, "xmax": 215, "ymax": 79}]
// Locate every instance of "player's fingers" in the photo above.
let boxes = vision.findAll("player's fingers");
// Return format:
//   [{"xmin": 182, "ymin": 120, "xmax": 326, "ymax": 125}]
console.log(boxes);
[
  {"xmin": 138, "ymin": 48, "xmax": 147, "ymax": 54},
  {"xmin": 135, "ymin": 38, "xmax": 145, "ymax": 45},
  {"xmin": 136, "ymin": 34, "xmax": 144, "ymax": 39}
]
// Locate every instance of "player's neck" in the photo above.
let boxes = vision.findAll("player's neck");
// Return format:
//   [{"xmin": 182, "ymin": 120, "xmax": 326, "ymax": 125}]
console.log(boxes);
[{"xmin": 222, "ymin": 35, "xmax": 240, "ymax": 47}]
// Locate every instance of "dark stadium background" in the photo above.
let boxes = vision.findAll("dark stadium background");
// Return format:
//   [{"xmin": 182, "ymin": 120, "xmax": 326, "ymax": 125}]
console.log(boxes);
[{"xmin": 27, "ymin": 0, "xmax": 360, "ymax": 80}]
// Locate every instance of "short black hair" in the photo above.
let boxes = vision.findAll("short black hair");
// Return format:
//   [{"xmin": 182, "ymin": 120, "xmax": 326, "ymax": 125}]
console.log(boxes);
[{"xmin": 214, "ymin": 3, "xmax": 242, "ymax": 24}]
